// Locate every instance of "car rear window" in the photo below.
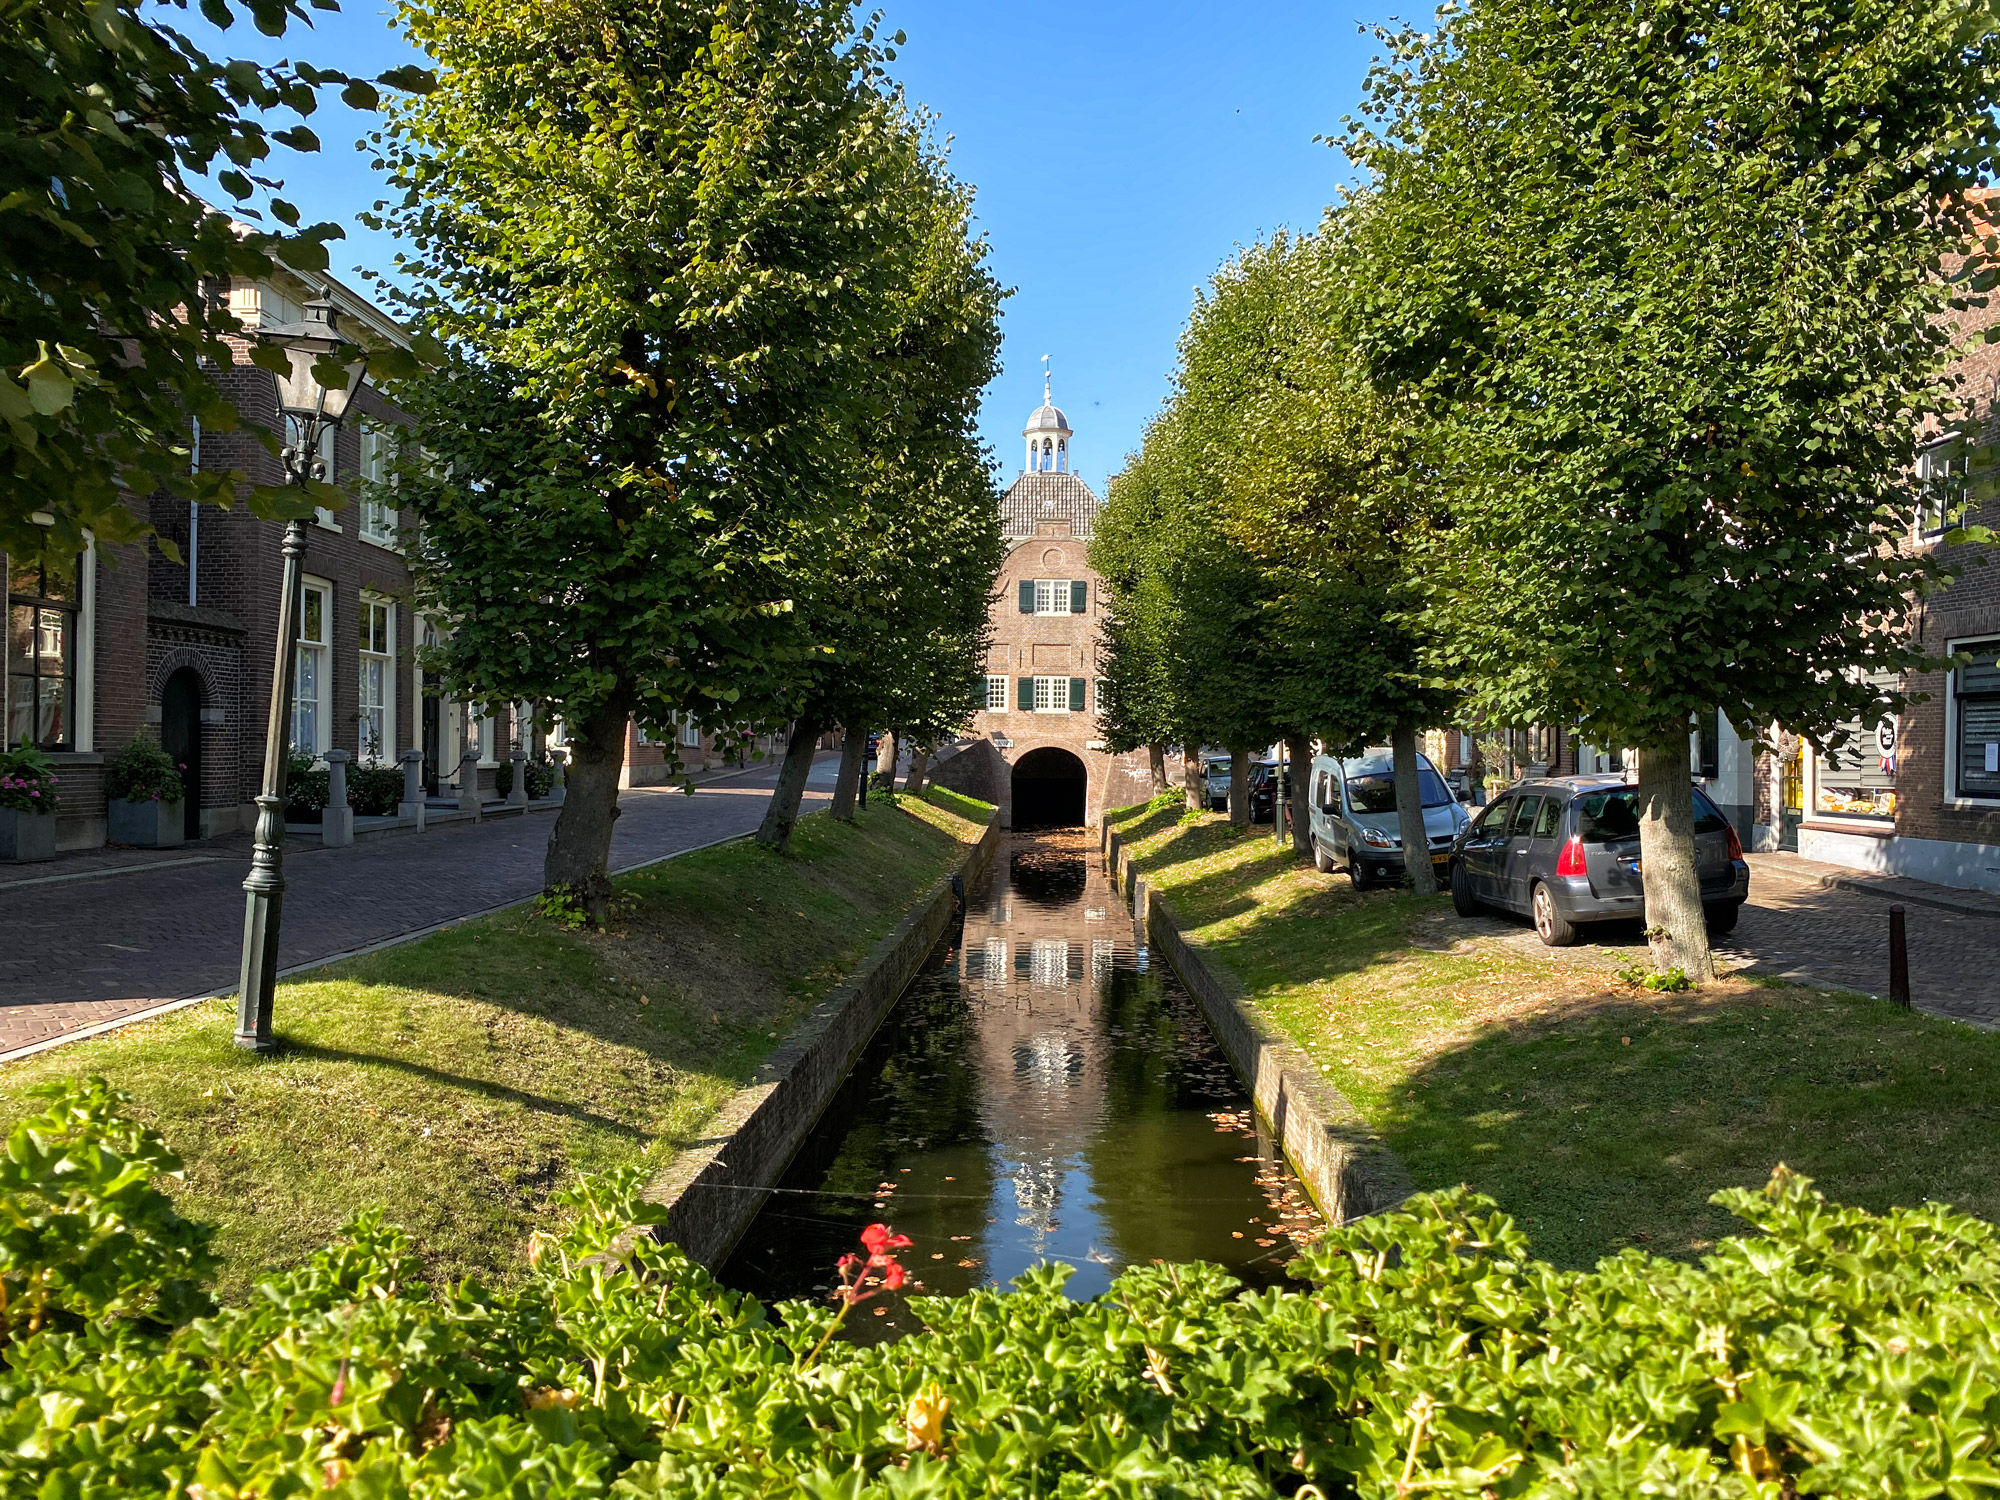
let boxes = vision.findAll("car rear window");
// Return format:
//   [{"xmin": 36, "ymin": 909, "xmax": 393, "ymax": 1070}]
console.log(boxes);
[
  {"xmin": 1575, "ymin": 787, "xmax": 1731, "ymax": 841},
  {"xmin": 1576, "ymin": 789, "xmax": 1640, "ymax": 842},
  {"xmin": 1345, "ymin": 769, "xmax": 1454, "ymax": 812}
]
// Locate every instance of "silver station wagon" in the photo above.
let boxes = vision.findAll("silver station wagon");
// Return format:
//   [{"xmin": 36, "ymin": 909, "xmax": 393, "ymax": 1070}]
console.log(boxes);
[{"xmin": 1446, "ymin": 774, "xmax": 1750, "ymax": 945}]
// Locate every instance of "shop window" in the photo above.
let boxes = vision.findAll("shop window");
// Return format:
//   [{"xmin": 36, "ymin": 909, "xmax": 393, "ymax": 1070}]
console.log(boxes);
[
  {"xmin": 1813, "ymin": 671, "xmax": 1898, "ymax": 820},
  {"xmin": 6, "ymin": 553, "xmax": 79, "ymax": 750},
  {"xmin": 1952, "ymin": 636, "xmax": 2000, "ymax": 800}
]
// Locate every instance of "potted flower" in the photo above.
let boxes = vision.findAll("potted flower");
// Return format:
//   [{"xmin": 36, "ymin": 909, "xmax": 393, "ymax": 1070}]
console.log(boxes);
[
  {"xmin": 105, "ymin": 732, "xmax": 186, "ymax": 848},
  {"xmin": 0, "ymin": 740, "xmax": 62, "ymax": 862}
]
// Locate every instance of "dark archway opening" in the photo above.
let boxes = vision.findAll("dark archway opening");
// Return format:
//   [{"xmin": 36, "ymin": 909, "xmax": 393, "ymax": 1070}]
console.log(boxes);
[
  {"xmin": 1011, "ymin": 746, "xmax": 1087, "ymax": 829},
  {"xmin": 160, "ymin": 667, "xmax": 203, "ymax": 841}
]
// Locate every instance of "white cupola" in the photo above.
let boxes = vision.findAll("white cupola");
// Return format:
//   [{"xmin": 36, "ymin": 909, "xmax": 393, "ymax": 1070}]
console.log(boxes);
[{"xmin": 1023, "ymin": 356, "xmax": 1073, "ymax": 473}]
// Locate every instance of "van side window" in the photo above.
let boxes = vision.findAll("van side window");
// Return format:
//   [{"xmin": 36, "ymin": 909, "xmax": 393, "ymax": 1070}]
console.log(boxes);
[{"xmin": 1533, "ymin": 796, "xmax": 1565, "ymax": 838}]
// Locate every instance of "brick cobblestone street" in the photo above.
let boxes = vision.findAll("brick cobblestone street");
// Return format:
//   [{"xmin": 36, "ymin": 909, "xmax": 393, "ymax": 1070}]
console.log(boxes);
[
  {"xmin": 1419, "ymin": 851, "xmax": 2000, "ymax": 1028},
  {"xmin": 0, "ymin": 758, "xmax": 837, "ymax": 1057}
]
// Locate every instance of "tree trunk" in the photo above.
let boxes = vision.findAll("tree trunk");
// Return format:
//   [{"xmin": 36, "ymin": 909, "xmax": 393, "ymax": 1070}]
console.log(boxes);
[
  {"xmin": 1635, "ymin": 736, "xmax": 1715, "ymax": 979},
  {"xmin": 1182, "ymin": 742, "xmax": 1204, "ymax": 813},
  {"xmin": 830, "ymin": 729, "xmax": 866, "ymax": 820},
  {"xmin": 544, "ymin": 694, "xmax": 632, "ymax": 925},
  {"xmin": 1228, "ymin": 746, "xmax": 1250, "ymax": 827},
  {"xmin": 904, "ymin": 744, "xmax": 930, "ymax": 795},
  {"xmin": 1148, "ymin": 744, "xmax": 1167, "ymax": 793},
  {"xmin": 1391, "ymin": 721, "xmax": 1437, "ymax": 895},
  {"xmin": 756, "ymin": 718, "xmax": 822, "ymax": 854},
  {"xmin": 1286, "ymin": 733, "xmax": 1313, "ymax": 856}
]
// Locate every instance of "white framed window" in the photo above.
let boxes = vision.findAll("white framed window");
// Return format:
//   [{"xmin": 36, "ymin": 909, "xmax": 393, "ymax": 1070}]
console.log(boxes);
[
  {"xmin": 1032, "ymin": 675, "xmax": 1073, "ymax": 713},
  {"xmin": 291, "ymin": 578, "xmax": 332, "ymax": 756},
  {"xmin": 1029, "ymin": 938, "xmax": 1070, "ymax": 988},
  {"xmin": 478, "ymin": 712, "xmax": 497, "ymax": 766},
  {"xmin": 1033, "ymin": 578, "xmax": 1075, "ymax": 615},
  {"xmin": 1916, "ymin": 437, "xmax": 1968, "ymax": 539},
  {"xmin": 985, "ymin": 675, "xmax": 1008, "ymax": 711},
  {"xmin": 5, "ymin": 542, "xmax": 94, "ymax": 752},
  {"xmin": 1947, "ymin": 634, "xmax": 2000, "ymax": 802},
  {"xmin": 357, "ymin": 596, "xmax": 395, "ymax": 763},
  {"xmin": 358, "ymin": 420, "xmax": 398, "ymax": 546},
  {"xmin": 680, "ymin": 715, "xmax": 702, "ymax": 748}
]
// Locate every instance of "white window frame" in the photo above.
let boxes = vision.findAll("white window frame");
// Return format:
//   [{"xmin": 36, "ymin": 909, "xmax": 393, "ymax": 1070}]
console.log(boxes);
[
  {"xmin": 1945, "ymin": 633, "xmax": 2000, "ymax": 806},
  {"xmin": 477, "ymin": 711, "xmax": 497, "ymax": 766},
  {"xmin": 357, "ymin": 420, "xmax": 398, "ymax": 548},
  {"xmin": 680, "ymin": 714, "xmax": 702, "ymax": 748},
  {"xmin": 1032, "ymin": 578, "xmax": 1074, "ymax": 616},
  {"xmin": 357, "ymin": 595, "xmax": 395, "ymax": 763},
  {"xmin": 1032, "ymin": 675, "xmax": 1071, "ymax": 713},
  {"xmin": 1916, "ymin": 437, "xmax": 1967, "ymax": 540},
  {"xmin": 292, "ymin": 576, "xmax": 332, "ymax": 758},
  {"xmin": 985, "ymin": 675, "xmax": 1008, "ymax": 712}
]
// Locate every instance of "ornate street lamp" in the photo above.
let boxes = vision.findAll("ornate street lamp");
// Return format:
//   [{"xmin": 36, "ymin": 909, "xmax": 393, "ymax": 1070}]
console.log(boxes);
[{"xmin": 235, "ymin": 294, "xmax": 370, "ymax": 1051}]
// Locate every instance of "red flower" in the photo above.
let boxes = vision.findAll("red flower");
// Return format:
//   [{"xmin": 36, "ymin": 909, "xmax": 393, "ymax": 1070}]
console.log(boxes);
[
  {"xmin": 861, "ymin": 1223, "xmax": 912, "ymax": 1255},
  {"xmin": 882, "ymin": 1261, "xmax": 907, "ymax": 1291}
]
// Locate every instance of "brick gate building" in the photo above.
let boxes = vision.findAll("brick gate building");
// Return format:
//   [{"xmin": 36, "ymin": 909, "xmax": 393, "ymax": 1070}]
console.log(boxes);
[{"xmin": 930, "ymin": 383, "xmax": 1155, "ymax": 827}]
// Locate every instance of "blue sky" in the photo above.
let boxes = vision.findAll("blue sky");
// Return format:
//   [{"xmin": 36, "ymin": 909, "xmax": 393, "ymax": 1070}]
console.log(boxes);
[{"xmin": 212, "ymin": 0, "xmax": 1384, "ymax": 486}]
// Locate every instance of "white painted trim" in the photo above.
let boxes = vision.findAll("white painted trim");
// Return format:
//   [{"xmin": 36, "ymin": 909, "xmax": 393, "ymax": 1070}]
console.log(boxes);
[
  {"xmin": 1945, "ymin": 631, "xmax": 2000, "ymax": 804},
  {"xmin": 76, "ymin": 535, "xmax": 96, "ymax": 752}
]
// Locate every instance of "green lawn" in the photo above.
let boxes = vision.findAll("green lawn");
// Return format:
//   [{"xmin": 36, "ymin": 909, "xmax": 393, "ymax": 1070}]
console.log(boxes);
[
  {"xmin": 1, "ymin": 798, "xmax": 985, "ymax": 1300},
  {"xmin": 916, "ymin": 784, "xmax": 995, "ymax": 823},
  {"xmin": 1107, "ymin": 801, "xmax": 2000, "ymax": 1268}
]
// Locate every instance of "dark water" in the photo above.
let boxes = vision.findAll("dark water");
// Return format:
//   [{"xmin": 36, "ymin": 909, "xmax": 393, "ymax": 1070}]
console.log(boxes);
[{"xmin": 721, "ymin": 831, "xmax": 1324, "ymax": 1335}]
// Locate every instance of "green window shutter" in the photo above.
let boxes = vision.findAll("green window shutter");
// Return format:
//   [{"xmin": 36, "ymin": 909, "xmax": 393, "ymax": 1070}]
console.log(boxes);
[
  {"xmin": 972, "ymin": 677, "xmax": 986, "ymax": 711},
  {"xmin": 1018, "ymin": 676, "xmax": 1033, "ymax": 711},
  {"xmin": 1070, "ymin": 580, "xmax": 1087, "ymax": 613},
  {"xmin": 1019, "ymin": 580, "xmax": 1035, "ymax": 613},
  {"xmin": 1069, "ymin": 677, "xmax": 1085, "ymax": 712}
]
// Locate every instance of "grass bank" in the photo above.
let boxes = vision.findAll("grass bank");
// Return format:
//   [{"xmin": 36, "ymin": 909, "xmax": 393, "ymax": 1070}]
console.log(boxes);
[
  {"xmin": 1, "ymin": 797, "xmax": 986, "ymax": 1299},
  {"xmin": 1106, "ymin": 800, "xmax": 2000, "ymax": 1268},
  {"xmin": 916, "ymin": 784, "xmax": 994, "ymax": 823}
]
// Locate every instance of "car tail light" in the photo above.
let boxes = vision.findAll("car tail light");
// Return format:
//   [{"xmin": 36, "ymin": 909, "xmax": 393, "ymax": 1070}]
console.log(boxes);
[
  {"xmin": 1725, "ymin": 822, "xmax": 1744, "ymax": 860},
  {"xmin": 1555, "ymin": 835, "xmax": 1588, "ymax": 877}
]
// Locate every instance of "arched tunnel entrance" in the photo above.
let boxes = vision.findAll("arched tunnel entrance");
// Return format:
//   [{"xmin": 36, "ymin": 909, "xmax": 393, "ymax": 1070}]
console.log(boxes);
[{"xmin": 1010, "ymin": 746, "xmax": 1087, "ymax": 828}]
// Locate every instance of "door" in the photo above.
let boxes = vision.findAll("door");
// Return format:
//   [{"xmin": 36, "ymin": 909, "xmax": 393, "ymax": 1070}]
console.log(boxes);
[
  {"xmin": 160, "ymin": 667, "xmax": 202, "ymax": 841},
  {"xmin": 1498, "ymin": 795, "xmax": 1545, "ymax": 910},
  {"xmin": 1460, "ymin": 795, "xmax": 1514, "ymax": 900},
  {"xmin": 422, "ymin": 694, "xmax": 442, "ymax": 796}
]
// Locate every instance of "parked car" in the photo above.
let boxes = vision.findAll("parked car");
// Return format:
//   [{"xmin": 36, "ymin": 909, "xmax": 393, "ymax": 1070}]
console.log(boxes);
[
  {"xmin": 1205, "ymin": 756, "xmax": 1232, "ymax": 810},
  {"xmin": 1307, "ymin": 748, "xmax": 1470, "ymax": 890},
  {"xmin": 1445, "ymin": 773, "xmax": 1749, "ymax": 945}
]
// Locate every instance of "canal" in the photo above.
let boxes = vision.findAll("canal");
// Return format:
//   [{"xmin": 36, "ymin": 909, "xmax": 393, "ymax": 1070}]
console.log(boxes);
[{"xmin": 721, "ymin": 829, "xmax": 1324, "ymax": 1334}]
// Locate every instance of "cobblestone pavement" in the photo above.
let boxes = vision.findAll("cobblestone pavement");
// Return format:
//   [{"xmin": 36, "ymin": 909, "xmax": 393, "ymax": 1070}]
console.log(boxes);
[
  {"xmin": 0, "ymin": 756, "xmax": 840, "ymax": 1056},
  {"xmin": 1416, "ymin": 853, "xmax": 2000, "ymax": 1029}
]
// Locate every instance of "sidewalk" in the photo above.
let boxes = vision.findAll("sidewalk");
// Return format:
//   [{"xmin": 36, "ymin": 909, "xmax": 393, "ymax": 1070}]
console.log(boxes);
[
  {"xmin": 0, "ymin": 754, "xmax": 834, "ymax": 1059},
  {"xmin": 1745, "ymin": 850, "xmax": 2000, "ymax": 919},
  {"xmin": 0, "ymin": 755, "xmax": 784, "ymax": 893}
]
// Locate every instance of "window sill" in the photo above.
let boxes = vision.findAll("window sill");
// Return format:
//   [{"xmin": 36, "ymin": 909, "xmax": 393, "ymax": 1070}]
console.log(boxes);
[
  {"xmin": 46, "ymin": 751, "xmax": 104, "ymax": 766},
  {"xmin": 1798, "ymin": 818, "xmax": 1896, "ymax": 839},
  {"xmin": 1943, "ymin": 798, "xmax": 2000, "ymax": 812},
  {"xmin": 359, "ymin": 533, "xmax": 402, "ymax": 555}
]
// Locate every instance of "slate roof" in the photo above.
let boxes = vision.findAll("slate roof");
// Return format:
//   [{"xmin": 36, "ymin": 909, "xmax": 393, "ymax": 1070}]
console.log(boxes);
[
  {"xmin": 1000, "ymin": 469, "xmax": 1100, "ymax": 541},
  {"xmin": 1024, "ymin": 401, "xmax": 1072, "ymax": 434}
]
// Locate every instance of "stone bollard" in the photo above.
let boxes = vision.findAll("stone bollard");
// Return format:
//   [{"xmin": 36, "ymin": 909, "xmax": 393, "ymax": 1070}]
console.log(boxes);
[
  {"xmin": 549, "ymin": 754, "xmax": 567, "ymax": 807},
  {"xmin": 323, "ymin": 749, "xmax": 355, "ymax": 848},
  {"xmin": 399, "ymin": 748, "xmax": 426, "ymax": 831},
  {"xmin": 507, "ymin": 746, "xmax": 530, "ymax": 807},
  {"xmin": 458, "ymin": 748, "xmax": 483, "ymax": 817}
]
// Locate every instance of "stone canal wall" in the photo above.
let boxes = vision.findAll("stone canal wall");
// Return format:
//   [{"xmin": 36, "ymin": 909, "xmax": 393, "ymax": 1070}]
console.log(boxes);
[
  {"xmin": 1101, "ymin": 821, "xmax": 1413, "ymax": 1227},
  {"xmin": 643, "ymin": 808, "xmax": 1003, "ymax": 1267}
]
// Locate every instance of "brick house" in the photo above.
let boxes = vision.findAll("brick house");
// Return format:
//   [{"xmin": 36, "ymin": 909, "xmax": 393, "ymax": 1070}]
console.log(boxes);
[
  {"xmin": 3, "ymin": 260, "xmax": 534, "ymax": 855},
  {"xmin": 930, "ymin": 387, "xmax": 1155, "ymax": 827}
]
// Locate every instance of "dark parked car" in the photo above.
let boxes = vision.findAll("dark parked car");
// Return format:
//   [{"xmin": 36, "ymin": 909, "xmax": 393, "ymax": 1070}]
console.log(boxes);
[
  {"xmin": 1204, "ymin": 757, "xmax": 1281, "ymax": 819},
  {"xmin": 1446, "ymin": 774, "xmax": 1749, "ymax": 945}
]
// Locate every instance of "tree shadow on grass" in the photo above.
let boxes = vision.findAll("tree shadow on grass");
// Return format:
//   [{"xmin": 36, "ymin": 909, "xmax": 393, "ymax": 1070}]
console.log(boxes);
[
  {"xmin": 277, "ymin": 1041, "xmax": 647, "ymax": 1140},
  {"xmin": 1377, "ymin": 977, "xmax": 2000, "ymax": 1271}
]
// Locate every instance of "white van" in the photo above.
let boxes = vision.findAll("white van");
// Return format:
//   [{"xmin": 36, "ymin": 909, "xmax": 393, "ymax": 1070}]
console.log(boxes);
[{"xmin": 1307, "ymin": 747, "xmax": 1471, "ymax": 890}]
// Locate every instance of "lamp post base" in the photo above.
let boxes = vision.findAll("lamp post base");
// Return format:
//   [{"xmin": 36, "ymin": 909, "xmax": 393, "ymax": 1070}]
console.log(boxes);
[{"xmin": 235, "ymin": 790, "xmax": 288, "ymax": 1051}]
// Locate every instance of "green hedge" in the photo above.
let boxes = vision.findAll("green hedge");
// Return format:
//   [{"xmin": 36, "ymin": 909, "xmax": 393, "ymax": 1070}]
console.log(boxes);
[
  {"xmin": 919, "ymin": 784, "xmax": 994, "ymax": 824},
  {"xmin": 6, "ymin": 1080, "xmax": 1999, "ymax": 1498}
]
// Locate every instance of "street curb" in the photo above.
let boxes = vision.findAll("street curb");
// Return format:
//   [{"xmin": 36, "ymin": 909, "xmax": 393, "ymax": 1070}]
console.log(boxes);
[
  {"xmin": 0, "ymin": 825, "xmax": 779, "ymax": 1067},
  {"xmin": 639, "ymin": 809, "xmax": 1002, "ymax": 1269},
  {"xmin": 1101, "ymin": 819, "xmax": 1413, "ymax": 1227},
  {"xmin": 1783, "ymin": 868, "xmax": 2000, "ymax": 919}
]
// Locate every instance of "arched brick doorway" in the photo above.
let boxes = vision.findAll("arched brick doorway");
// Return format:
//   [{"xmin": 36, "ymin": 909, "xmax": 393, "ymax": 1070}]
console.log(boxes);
[{"xmin": 1011, "ymin": 746, "xmax": 1087, "ymax": 828}]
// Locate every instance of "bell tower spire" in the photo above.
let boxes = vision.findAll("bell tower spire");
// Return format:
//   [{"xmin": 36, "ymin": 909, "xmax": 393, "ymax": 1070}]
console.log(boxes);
[{"xmin": 1023, "ymin": 357, "xmax": 1074, "ymax": 473}]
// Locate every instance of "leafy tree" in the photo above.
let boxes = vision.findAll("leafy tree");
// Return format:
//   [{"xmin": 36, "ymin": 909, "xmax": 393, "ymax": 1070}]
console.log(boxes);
[
  {"xmin": 1, "ymin": 0, "xmax": 425, "ymax": 563},
  {"xmin": 1343, "ymin": 0, "xmax": 2000, "ymax": 973},
  {"xmin": 376, "ymin": 0, "xmax": 960, "ymax": 918}
]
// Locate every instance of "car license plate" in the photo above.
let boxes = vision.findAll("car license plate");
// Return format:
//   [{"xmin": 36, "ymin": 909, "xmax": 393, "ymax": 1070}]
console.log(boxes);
[{"xmin": 1431, "ymin": 853, "xmax": 1449, "ymax": 867}]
